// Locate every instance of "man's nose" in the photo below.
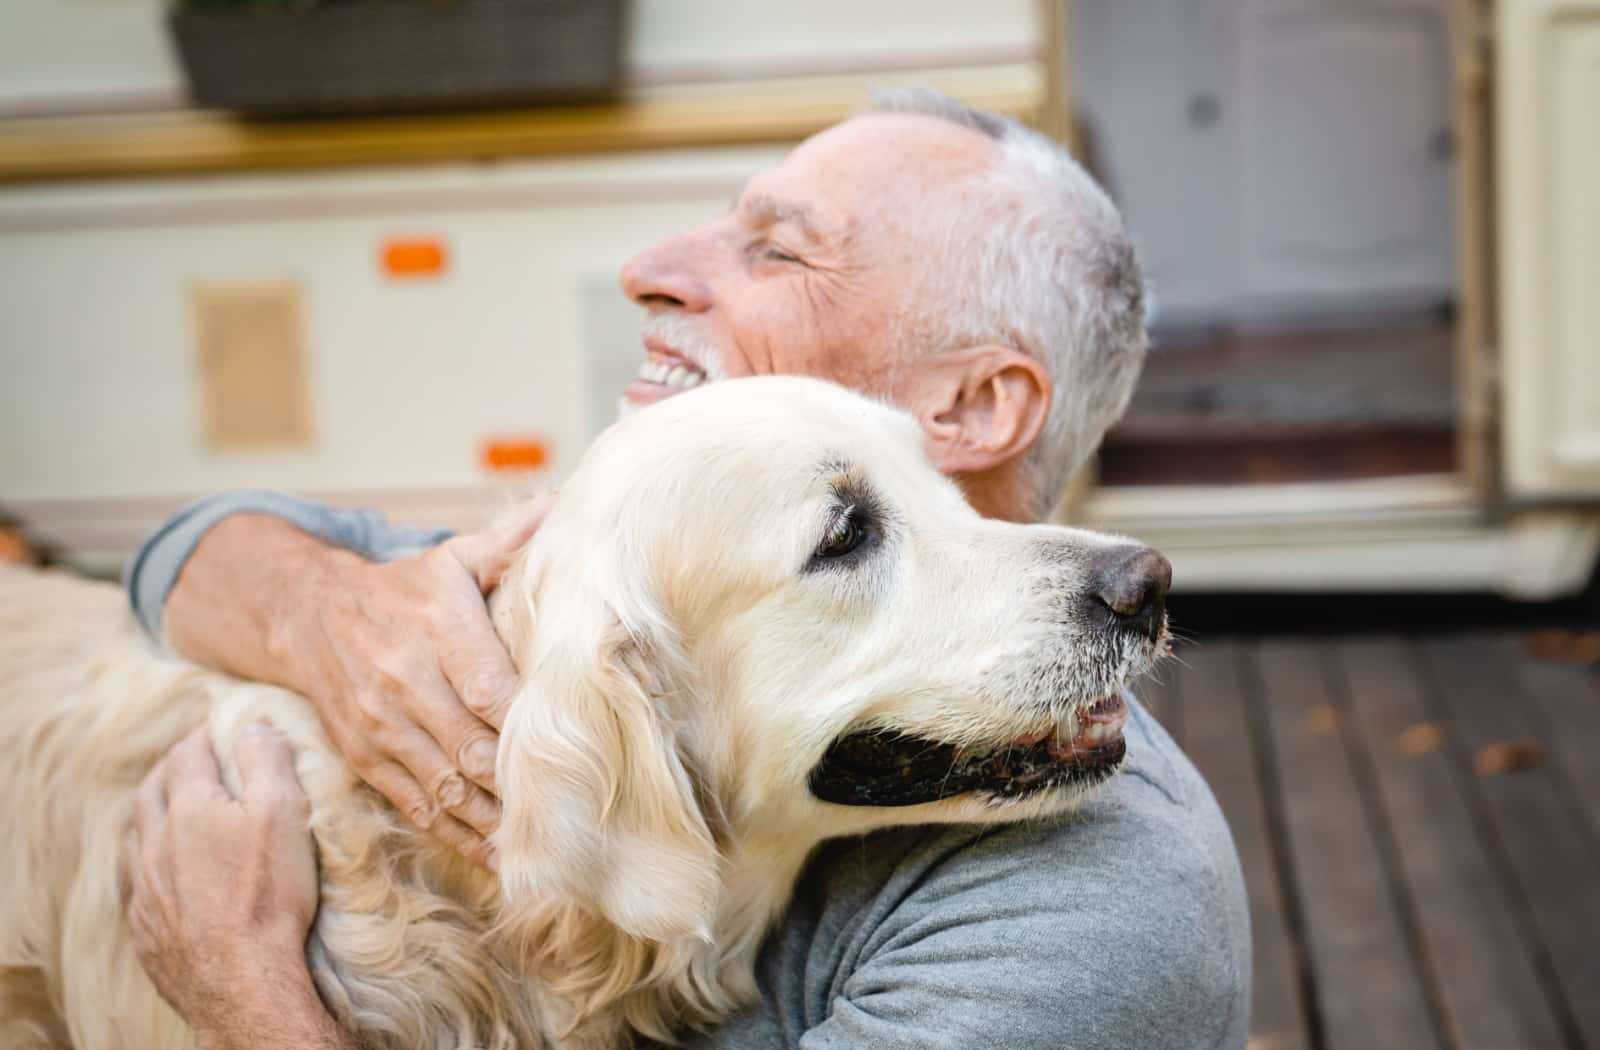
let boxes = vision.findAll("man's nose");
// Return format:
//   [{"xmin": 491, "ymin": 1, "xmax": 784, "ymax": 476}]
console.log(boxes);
[
  {"xmin": 1088, "ymin": 545, "xmax": 1172, "ymax": 641},
  {"xmin": 619, "ymin": 233, "xmax": 713, "ymax": 312}
]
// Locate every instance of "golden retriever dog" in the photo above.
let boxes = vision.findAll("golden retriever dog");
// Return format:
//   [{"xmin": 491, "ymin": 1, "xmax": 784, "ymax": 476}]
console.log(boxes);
[{"xmin": 0, "ymin": 376, "xmax": 1170, "ymax": 1050}]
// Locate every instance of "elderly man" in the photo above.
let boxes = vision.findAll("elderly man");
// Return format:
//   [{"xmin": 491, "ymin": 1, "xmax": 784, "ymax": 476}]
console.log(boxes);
[{"xmin": 122, "ymin": 90, "xmax": 1250, "ymax": 1050}]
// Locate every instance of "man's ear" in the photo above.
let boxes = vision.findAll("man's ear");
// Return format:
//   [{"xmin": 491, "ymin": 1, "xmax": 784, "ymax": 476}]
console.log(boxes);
[
  {"xmin": 493, "ymin": 601, "xmax": 718, "ymax": 946},
  {"xmin": 917, "ymin": 345, "xmax": 1052, "ymax": 475}
]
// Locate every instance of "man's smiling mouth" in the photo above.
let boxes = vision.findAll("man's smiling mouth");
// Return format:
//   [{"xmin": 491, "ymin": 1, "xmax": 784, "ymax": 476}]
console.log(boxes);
[
  {"xmin": 621, "ymin": 321, "xmax": 723, "ymax": 412},
  {"xmin": 636, "ymin": 358, "xmax": 709, "ymax": 391}
]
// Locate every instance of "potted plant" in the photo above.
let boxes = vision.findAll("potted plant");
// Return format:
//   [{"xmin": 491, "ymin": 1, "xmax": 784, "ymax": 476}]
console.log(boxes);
[{"xmin": 168, "ymin": 0, "xmax": 627, "ymax": 117}]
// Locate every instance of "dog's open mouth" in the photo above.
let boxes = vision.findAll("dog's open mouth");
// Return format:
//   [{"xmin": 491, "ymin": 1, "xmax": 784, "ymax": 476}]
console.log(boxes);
[{"xmin": 808, "ymin": 692, "xmax": 1130, "ymax": 807}]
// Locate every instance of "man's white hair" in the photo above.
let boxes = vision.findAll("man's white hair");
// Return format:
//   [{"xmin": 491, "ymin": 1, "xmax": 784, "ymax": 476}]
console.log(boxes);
[{"xmin": 870, "ymin": 87, "xmax": 1148, "ymax": 520}]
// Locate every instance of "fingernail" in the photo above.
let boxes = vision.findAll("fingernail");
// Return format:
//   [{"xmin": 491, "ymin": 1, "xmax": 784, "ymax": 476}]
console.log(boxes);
[{"xmin": 466, "ymin": 738, "xmax": 497, "ymax": 779}]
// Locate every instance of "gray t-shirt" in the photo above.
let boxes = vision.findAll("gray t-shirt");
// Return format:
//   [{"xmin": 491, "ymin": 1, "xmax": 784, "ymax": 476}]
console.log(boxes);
[{"xmin": 128, "ymin": 493, "xmax": 1251, "ymax": 1050}]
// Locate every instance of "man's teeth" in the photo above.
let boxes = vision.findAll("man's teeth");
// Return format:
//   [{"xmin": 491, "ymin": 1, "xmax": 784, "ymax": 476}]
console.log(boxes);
[{"xmin": 638, "ymin": 359, "xmax": 708, "ymax": 389}]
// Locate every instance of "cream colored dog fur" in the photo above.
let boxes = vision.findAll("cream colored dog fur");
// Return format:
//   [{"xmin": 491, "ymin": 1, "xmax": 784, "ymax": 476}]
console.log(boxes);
[{"xmin": 0, "ymin": 377, "xmax": 1166, "ymax": 1049}]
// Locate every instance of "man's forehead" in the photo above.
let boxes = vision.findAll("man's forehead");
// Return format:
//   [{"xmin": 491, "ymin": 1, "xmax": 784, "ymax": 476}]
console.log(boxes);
[
  {"xmin": 798, "ymin": 112, "xmax": 999, "ymax": 174},
  {"xmin": 738, "ymin": 112, "xmax": 998, "ymax": 222}
]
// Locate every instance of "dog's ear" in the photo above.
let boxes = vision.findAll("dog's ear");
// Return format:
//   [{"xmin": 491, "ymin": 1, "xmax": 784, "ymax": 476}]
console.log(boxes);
[{"xmin": 495, "ymin": 599, "xmax": 719, "ymax": 946}]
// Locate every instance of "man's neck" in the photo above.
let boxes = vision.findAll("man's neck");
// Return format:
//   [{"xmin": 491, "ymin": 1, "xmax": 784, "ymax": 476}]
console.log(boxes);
[{"xmin": 959, "ymin": 465, "xmax": 1038, "ymax": 523}]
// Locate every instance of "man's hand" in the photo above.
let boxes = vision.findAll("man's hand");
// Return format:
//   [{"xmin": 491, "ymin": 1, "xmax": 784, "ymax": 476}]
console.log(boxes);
[
  {"xmin": 166, "ymin": 509, "xmax": 544, "ymax": 867},
  {"xmin": 271, "ymin": 521, "xmax": 541, "ymax": 866},
  {"xmin": 122, "ymin": 725, "xmax": 352, "ymax": 1050}
]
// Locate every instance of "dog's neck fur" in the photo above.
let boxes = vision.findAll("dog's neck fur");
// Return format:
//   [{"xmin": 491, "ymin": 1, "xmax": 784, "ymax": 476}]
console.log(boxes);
[
  {"xmin": 465, "ymin": 528, "xmax": 854, "ymax": 1045},
  {"xmin": 452, "ymin": 825, "xmax": 815, "ymax": 1047}
]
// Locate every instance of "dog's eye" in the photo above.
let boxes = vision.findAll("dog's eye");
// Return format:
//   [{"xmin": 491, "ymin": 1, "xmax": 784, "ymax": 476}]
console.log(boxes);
[{"xmin": 816, "ymin": 507, "xmax": 869, "ymax": 560}]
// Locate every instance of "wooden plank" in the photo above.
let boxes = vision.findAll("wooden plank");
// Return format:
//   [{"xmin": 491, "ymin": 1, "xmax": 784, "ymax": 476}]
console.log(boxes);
[
  {"xmin": 1337, "ymin": 637, "xmax": 1567, "ymax": 1049},
  {"xmin": 1176, "ymin": 640, "xmax": 1311, "ymax": 1050},
  {"xmin": 1514, "ymin": 644, "xmax": 1600, "ymax": 842},
  {"xmin": 0, "ymin": 64, "xmax": 1041, "ymax": 185},
  {"xmin": 1422, "ymin": 634, "xmax": 1600, "ymax": 1047},
  {"xmin": 1248, "ymin": 639, "xmax": 1442, "ymax": 1050}
]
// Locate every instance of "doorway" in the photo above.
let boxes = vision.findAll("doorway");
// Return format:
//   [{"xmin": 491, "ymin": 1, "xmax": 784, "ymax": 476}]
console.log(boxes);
[{"xmin": 1069, "ymin": 0, "xmax": 1460, "ymax": 487}]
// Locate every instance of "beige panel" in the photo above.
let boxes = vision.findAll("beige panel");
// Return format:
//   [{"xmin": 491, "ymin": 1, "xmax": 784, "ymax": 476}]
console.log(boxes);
[
  {"xmin": 1499, "ymin": 0, "xmax": 1600, "ymax": 498},
  {"xmin": 0, "ymin": 148, "xmax": 780, "ymax": 507},
  {"xmin": 190, "ymin": 280, "xmax": 313, "ymax": 450}
]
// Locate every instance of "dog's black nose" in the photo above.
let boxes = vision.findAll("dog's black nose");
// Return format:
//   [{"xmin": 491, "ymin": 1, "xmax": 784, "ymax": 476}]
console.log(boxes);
[{"xmin": 1090, "ymin": 546, "xmax": 1171, "ymax": 640}]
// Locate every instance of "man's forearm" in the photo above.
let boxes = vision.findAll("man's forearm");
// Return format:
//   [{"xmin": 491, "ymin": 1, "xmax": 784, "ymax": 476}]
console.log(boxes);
[
  {"xmin": 165, "ymin": 515, "xmax": 360, "ymax": 694},
  {"xmin": 124, "ymin": 490, "xmax": 455, "ymax": 643},
  {"xmin": 192, "ymin": 964, "xmax": 358, "ymax": 1050}
]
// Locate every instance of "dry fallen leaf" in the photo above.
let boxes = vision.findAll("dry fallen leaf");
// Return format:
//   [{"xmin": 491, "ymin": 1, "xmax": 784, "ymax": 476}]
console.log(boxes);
[
  {"xmin": 1306, "ymin": 704, "xmax": 1342, "ymax": 735},
  {"xmin": 1396, "ymin": 722, "xmax": 1443, "ymax": 756},
  {"xmin": 1526, "ymin": 629, "xmax": 1570, "ymax": 661},
  {"xmin": 1473, "ymin": 741, "xmax": 1545, "ymax": 776},
  {"xmin": 1573, "ymin": 633, "xmax": 1600, "ymax": 665},
  {"xmin": 1526, "ymin": 629, "xmax": 1600, "ymax": 665}
]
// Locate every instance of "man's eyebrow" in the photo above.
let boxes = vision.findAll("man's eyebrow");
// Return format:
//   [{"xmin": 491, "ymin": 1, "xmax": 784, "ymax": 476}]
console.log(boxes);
[{"xmin": 739, "ymin": 192, "xmax": 826, "ymax": 241}]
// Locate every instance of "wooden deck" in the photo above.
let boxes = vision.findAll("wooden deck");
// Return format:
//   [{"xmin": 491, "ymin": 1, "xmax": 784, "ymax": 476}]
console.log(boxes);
[{"xmin": 1139, "ymin": 631, "xmax": 1600, "ymax": 1050}]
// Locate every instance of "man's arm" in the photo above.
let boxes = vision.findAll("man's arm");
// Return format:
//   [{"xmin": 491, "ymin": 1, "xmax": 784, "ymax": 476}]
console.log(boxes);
[
  {"xmin": 125, "ymin": 490, "xmax": 453, "ymax": 642},
  {"xmin": 123, "ymin": 725, "xmax": 357, "ymax": 1050},
  {"xmin": 127, "ymin": 494, "xmax": 542, "ymax": 865}
]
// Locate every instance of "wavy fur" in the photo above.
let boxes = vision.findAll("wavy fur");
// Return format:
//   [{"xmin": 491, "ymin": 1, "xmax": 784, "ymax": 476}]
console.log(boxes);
[{"xmin": 0, "ymin": 377, "xmax": 1163, "ymax": 1049}]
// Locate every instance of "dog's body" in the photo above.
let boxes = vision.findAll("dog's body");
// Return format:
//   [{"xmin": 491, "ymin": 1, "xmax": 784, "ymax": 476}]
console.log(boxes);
[
  {"xmin": 0, "ymin": 567, "xmax": 538, "ymax": 1050},
  {"xmin": 0, "ymin": 378, "xmax": 1168, "ymax": 1049}
]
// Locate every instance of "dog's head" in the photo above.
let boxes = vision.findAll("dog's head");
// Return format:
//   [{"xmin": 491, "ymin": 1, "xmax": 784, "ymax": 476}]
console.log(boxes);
[{"xmin": 488, "ymin": 376, "xmax": 1168, "ymax": 1015}]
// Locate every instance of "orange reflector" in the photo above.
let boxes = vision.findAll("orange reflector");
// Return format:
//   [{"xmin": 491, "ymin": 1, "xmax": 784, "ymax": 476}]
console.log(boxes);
[
  {"xmin": 382, "ymin": 238, "xmax": 447, "ymax": 277},
  {"xmin": 482, "ymin": 438, "xmax": 549, "ymax": 473}
]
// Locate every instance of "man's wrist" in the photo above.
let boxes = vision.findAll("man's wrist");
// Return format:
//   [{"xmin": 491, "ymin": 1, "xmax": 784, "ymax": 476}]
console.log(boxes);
[
  {"xmin": 192, "ymin": 959, "xmax": 353, "ymax": 1050},
  {"xmin": 169, "ymin": 515, "xmax": 351, "ymax": 691}
]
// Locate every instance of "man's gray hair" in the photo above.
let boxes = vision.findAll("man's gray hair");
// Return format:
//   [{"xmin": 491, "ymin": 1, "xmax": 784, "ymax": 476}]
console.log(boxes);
[{"xmin": 870, "ymin": 87, "xmax": 1148, "ymax": 519}]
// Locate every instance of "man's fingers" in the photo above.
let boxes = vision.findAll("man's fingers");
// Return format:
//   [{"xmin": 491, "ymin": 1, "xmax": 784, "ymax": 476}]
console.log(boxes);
[
  {"xmin": 365, "ymin": 759, "xmax": 438, "ymax": 830},
  {"xmin": 430, "ymin": 812, "xmax": 496, "ymax": 871},
  {"xmin": 363, "ymin": 760, "xmax": 493, "ymax": 868},
  {"xmin": 439, "ymin": 629, "xmax": 519, "ymax": 738},
  {"xmin": 233, "ymin": 722, "xmax": 308, "ymax": 814},
  {"xmin": 381, "ymin": 727, "xmax": 502, "ymax": 839},
  {"xmin": 160, "ymin": 727, "xmax": 230, "ymax": 802},
  {"xmin": 436, "ymin": 775, "xmax": 500, "ymax": 841},
  {"xmin": 448, "ymin": 501, "xmax": 547, "ymax": 594},
  {"xmin": 405, "ymin": 671, "xmax": 505, "ymax": 788}
]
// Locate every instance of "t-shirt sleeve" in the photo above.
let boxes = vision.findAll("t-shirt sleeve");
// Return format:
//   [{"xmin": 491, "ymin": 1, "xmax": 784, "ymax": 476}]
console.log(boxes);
[{"xmin": 123, "ymin": 490, "xmax": 453, "ymax": 641}]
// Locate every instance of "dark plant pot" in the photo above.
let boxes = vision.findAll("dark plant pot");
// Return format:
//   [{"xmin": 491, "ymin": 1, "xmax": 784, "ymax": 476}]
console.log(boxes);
[{"xmin": 168, "ymin": 0, "xmax": 626, "ymax": 117}]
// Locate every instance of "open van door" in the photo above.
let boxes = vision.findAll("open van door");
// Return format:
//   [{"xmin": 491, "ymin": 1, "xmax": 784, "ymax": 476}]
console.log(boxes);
[{"xmin": 1497, "ymin": 0, "xmax": 1600, "ymax": 502}]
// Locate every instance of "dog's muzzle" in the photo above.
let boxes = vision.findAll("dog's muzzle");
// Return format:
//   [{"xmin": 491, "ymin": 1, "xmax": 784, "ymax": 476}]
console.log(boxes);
[{"xmin": 808, "ymin": 693, "xmax": 1130, "ymax": 807}]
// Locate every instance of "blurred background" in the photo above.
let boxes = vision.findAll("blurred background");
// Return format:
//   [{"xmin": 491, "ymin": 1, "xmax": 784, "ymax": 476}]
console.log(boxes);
[{"xmin": 1, "ymin": 1, "xmax": 1597, "ymax": 1048}]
